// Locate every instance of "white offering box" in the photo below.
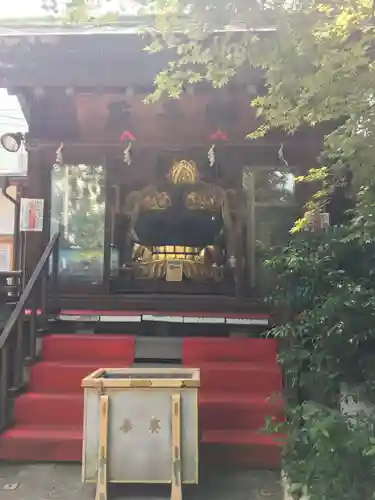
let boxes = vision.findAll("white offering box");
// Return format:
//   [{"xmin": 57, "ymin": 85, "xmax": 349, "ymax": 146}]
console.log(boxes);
[{"xmin": 81, "ymin": 367, "xmax": 200, "ymax": 500}]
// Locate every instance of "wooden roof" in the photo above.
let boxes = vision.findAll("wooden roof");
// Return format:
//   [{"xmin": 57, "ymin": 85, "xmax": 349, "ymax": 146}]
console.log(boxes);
[
  {"xmin": 0, "ymin": 17, "xmax": 268, "ymax": 89},
  {"xmin": 0, "ymin": 19, "xmax": 322, "ymax": 163}
]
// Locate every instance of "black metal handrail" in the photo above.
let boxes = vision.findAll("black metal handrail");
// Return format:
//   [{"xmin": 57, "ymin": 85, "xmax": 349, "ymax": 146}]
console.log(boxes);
[{"xmin": 0, "ymin": 232, "xmax": 60, "ymax": 431}]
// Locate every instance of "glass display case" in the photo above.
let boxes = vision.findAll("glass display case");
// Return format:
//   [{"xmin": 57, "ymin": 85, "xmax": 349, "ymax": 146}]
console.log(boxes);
[{"xmin": 50, "ymin": 163, "xmax": 107, "ymax": 285}]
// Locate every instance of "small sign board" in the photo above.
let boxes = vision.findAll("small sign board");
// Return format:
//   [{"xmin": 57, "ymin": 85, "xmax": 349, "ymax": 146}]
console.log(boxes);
[
  {"xmin": 20, "ymin": 198, "xmax": 44, "ymax": 232},
  {"xmin": 304, "ymin": 211, "xmax": 330, "ymax": 232},
  {"xmin": 166, "ymin": 261, "xmax": 183, "ymax": 282}
]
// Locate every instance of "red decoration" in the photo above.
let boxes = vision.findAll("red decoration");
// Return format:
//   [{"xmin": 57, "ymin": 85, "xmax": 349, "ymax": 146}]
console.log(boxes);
[
  {"xmin": 119, "ymin": 129, "xmax": 136, "ymax": 142},
  {"xmin": 208, "ymin": 129, "xmax": 229, "ymax": 141}
]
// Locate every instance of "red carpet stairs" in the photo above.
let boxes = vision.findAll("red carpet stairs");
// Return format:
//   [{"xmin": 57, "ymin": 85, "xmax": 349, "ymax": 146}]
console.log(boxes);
[
  {"xmin": 0, "ymin": 335, "xmax": 283, "ymax": 468},
  {"xmin": 183, "ymin": 337, "xmax": 283, "ymax": 468}
]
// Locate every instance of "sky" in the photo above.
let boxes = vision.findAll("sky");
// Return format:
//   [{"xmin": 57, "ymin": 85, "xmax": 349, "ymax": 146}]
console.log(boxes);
[
  {"xmin": 0, "ymin": 0, "xmax": 139, "ymax": 19},
  {"xmin": 0, "ymin": 0, "xmax": 46, "ymax": 18}
]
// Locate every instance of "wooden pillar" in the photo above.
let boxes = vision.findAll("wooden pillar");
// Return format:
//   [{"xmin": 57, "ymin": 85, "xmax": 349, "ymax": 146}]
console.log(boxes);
[
  {"xmin": 171, "ymin": 393, "xmax": 182, "ymax": 500},
  {"xmin": 95, "ymin": 394, "xmax": 109, "ymax": 500},
  {"xmin": 233, "ymin": 194, "xmax": 245, "ymax": 298},
  {"xmin": 102, "ymin": 156, "xmax": 112, "ymax": 292},
  {"xmin": 243, "ymin": 167, "xmax": 256, "ymax": 294},
  {"xmin": 23, "ymin": 148, "xmax": 49, "ymax": 282}
]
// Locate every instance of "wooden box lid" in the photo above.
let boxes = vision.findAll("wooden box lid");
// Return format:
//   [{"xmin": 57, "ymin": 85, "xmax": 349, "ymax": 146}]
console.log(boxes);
[{"xmin": 82, "ymin": 366, "xmax": 200, "ymax": 389}]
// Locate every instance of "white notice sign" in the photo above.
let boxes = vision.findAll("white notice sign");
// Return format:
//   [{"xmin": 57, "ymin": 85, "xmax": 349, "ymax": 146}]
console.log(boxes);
[
  {"xmin": 0, "ymin": 244, "xmax": 11, "ymax": 271},
  {"xmin": 166, "ymin": 261, "xmax": 183, "ymax": 282},
  {"xmin": 20, "ymin": 198, "xmax": 44, "ymax": 232}
]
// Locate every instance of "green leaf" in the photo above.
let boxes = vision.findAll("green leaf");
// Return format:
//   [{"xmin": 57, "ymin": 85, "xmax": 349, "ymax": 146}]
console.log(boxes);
[{"xmin": 289, "ymin": 482, "xmax": 303, "ymax": 493}]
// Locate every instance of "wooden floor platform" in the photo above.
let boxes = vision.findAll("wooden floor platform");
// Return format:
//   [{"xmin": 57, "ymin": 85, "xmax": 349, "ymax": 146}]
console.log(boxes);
[{"xmin": 54, "ymin": 293, "xmax": 268, "ymax": 315}]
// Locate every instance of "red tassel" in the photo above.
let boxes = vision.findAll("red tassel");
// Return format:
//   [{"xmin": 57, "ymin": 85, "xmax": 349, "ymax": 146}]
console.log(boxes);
[
  {"xmin": 120, "ymin": 130, "xmax": 136, "ymax": 142},
  {"xmin": 208, "ymin": 129, "xmax": 228, "ymax": 141}
]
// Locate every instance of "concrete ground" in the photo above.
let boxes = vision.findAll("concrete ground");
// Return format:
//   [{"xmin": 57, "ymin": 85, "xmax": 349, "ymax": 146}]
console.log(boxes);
[{"xmin": 0, "ymin": 464, "xmax": 282, "ymax": 500}]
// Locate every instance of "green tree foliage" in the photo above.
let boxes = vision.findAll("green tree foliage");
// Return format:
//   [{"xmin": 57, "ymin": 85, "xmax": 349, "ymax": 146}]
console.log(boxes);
[
  {"xmin": 133, "ymin": 5, "xmax": 375, "ymax": 497},
  {"xmin": 267, "ymin": 187, "xmax": 375, "ymax": 499},
  {"xmin": 51, "ymin": 164, "xmax": 106, "ymax": 250}
]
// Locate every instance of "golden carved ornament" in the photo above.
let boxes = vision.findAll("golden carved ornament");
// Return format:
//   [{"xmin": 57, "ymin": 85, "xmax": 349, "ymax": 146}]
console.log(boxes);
[
  {"xmin": 170, "ymin": 160, "xmax": 199, "ymax": 185},
  {"xmin": 123, "ymin": 188, "xmax": 171, "ymax": 217},
  {"xmin": 185, "ymin": 191, "xmax": 221, "ymax": 211},
  {"xmin": 132, "ymin": 258, "xmax": 223, "ymax": 282},
  {"xmin": 141, "ymin": 191, "xmax": 171, "ymax": 211},
  {"xmin": 183, "ymin": 261, "xmax": 223, "ymax": 282},
  {"xmin": 132, "ymin": 244, "xmax": 153, "ymax": 262},
  {"xmin": 198, "ymin": 245, "xmax": 218, "ymax": 264},
  {"xmin": 134, "ymin": 261, "xmax": 167, "ymax": 280},
  {"xmin": 151, "ymin": 245, "xmax": 200, "ymax": 261}
]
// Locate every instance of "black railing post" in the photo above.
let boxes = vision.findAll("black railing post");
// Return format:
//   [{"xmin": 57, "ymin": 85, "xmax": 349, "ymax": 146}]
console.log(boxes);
[
  {"xmin": 13, "ymin": 318, "xmax": 24, "ymax": 389},
  {"xmin": 29, "ymin": 294, "xmax": 37, "ymax": 362},
  {"xmin": 20, "ymin": 232, "xmax": 27, "ymax": 292},
  {"xmin": 51, "ymin": 234, "xmax": 60, "ymax": 314},
  {"xmin": 0, "ymin": 344, "xmax": 8, "ymax": 431},
  {"xmin": 41, "ymin": 271, "xmax": 47, "ymax": 331}
]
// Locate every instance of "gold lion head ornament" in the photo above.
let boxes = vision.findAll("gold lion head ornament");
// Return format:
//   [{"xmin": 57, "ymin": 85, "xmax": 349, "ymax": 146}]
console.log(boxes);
[{"xmin": 170, "ymin": 159, "xmax": 199, "ymax": 185}]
